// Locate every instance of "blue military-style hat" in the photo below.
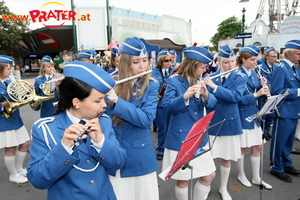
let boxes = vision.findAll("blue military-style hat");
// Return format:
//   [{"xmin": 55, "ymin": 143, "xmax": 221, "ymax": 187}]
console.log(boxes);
[
  {"xmin": 74, "ymin": 52, "xmax": 79, "ymax": 58},
  {"xmin": 157, "ymin": 49, "xmax": 169, "ymax": 58},
  {"xmin": 218, "ymin": 46, "xmax": 234, "ymax": 58},
  {"xmin": 169, "ymin": 49, "xmax": 177, "ymax": 56},
  {"xmin": 0, "ymin": 55, "xmax": 13, "ymax": 64},
  {"xmin": 285, "ymin": 40, "xmax": 300, "ymax": 50},
  {"xmin": 111, "ymin": 48, "xmax": 121, "ymax": 57},
  {"xmin": 41, "ymin": 55, "xmax": 53, "ymax": 63},
  {"xmin": 122, "ymin": 37, "xmax": 147, "ymax": 58},
  {"xmin": 77, "ymin": 50, "xmax": 97, "ymax": 60},
  {"xmin": 64, "ymin": 61, "xmax": 115, "ymax": 94},
  {"xmin": 240, "ymin": 45, "xmax": 260, "ymax": 56},
  {"xmin": 264, "ymin": 46, "xmax": 275, "ymax": 55},
  {"xmin": 183, "ymin": 46, "xmax": 213, "ymax": 64}
]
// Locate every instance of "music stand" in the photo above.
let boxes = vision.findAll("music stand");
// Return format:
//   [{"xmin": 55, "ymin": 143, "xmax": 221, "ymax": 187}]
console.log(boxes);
[
  {"xmin": 159, "ymin": 111, "xmax": 225, "ymax": 200},
  {"xmin": 245, "ymin": 90, "xmax": 289, "ymax": 200}
]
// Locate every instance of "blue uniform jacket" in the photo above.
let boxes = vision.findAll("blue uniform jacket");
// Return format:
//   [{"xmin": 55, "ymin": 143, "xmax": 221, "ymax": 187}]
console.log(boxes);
[
  {"xmin": 238, "ymin": 67, "xmax": 262, "ymax": 129},
  {"xmin": 151, "ymin": 67, "xmax": 174, "ymax": 107},
  {"xmin": 271, "ymin": 60, "xmax": 300, "ymax": 119},
  {"xmin": 34, "ymin": 76, "xmax": 59, "ymax": 118},
  {"xmin": 162, "ymin": 75, "xmax": 217, "ymax": 151},
  {"xmin": 207, "ymin": 70, "xmax": 247, "ymax": 136},
  {"xmin": 27, "ymin": 111, "xmax": 126, "ymax": 200},
  {"xmin": 105, "ymin": 78, "xmax": 159, "ymax": 177},
  {"xmin": 0, "ymin": 79, "xmax": 24, "ymax": 131}
]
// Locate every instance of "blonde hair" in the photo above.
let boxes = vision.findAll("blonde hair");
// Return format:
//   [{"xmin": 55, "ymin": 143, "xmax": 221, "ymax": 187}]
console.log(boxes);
[
  {"xmin": 39, "ymin": 62, "xmax": 51, "ymax": 77},
  {"xmin": 113, "ymin": 53, "xmax": 151, "ymax": 126},
  {"xmin": 176, "ymin": 58, "xmax": 202, "ymax": 86},
  {"xmin": 283, "ymin": 48, "xmax": 298, "ymax": 59}
]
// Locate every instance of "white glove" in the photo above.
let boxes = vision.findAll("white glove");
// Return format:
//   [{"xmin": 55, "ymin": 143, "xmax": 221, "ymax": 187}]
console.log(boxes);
[{"xmin": 107, "ymin": 89, "xmax": 118, "ymax": 103}]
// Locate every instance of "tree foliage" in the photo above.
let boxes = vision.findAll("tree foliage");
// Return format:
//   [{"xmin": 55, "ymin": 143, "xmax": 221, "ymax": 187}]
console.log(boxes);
[
  {"xmin": 0, "ymin": 0, "xmax": 30, "ymax": 54},
  {"xmin": 210, "ymin": 16, "xmax": 242, "ymax": 51}
]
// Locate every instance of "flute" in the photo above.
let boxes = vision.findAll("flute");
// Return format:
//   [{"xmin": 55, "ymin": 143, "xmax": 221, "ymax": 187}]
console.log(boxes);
[
  {"xmin": 73, "ymin": 110, "xmax": 105, "ymax": 146},
  {"xmin": 209, "ymin": 67, "xmax": 238, "ymax": 80},
  {"xmin": 116, "ymin": 70, "xmax": 152, "ymax": 85},
  {"xmin": 53, "ymin": 70, "xmax": 153, "ymax": 107}
]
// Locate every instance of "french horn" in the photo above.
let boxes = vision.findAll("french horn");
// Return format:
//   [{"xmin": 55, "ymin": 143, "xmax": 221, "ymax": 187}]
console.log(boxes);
[
  {"xmin": 0, "ymin": 80, "xmax": 35, "ymax": 120},
  {"xmin": 30, "ymin": 71, "xmax": 64, "ymax": 111}
]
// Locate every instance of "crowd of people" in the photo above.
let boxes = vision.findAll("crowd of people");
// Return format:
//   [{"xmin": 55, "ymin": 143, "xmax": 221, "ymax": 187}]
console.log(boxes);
[{"xmin": 0, "ymin": 37, "xmax": 300, "ymax": 200}]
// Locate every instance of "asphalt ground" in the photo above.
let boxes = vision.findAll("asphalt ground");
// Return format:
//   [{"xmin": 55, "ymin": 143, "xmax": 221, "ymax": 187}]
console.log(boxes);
[{"xmin": 0, "ymin": 73, "xmax": 299, "ymax": 200}]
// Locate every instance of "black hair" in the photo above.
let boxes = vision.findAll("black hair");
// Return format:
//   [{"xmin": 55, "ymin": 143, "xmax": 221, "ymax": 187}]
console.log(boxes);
[{"xmin": 54, "ymin": 77, "xmax": 92, "ymax": 115}]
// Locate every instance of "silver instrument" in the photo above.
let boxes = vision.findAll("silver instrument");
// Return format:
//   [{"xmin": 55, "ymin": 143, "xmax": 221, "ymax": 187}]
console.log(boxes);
[
  {"xmin": 115, "ymin": 70, "xmax": 152, "ymax": 85},
  {"xmin": 209, "ymin": 67, "xmax": 239, "ymax": 80},
  {"xmin": 73, "ymin": 111, "xmax": 105, "ymax": 146}
]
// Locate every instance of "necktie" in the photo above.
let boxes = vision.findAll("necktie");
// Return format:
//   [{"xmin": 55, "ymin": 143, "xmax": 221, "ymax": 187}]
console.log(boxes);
[
  {"xmin": 222, "ymin": 76, "xmax": 226, "ymax": 84},
  {"xmin": 164, "ymin": 70, "xmax": 168, "ymax": 77},
  {"xmin": 292, "ymin": 65, "xmax": 297, "ymax": 74},
  {"xmin": 3, "ymin": 81, "xmax": 8, "ymax": 87},
  {"xmin": 79, "ymin": 120, "xmax": 87, "ymax": 143}
]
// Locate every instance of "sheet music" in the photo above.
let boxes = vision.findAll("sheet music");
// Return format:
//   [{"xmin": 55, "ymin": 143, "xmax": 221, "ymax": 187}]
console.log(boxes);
[{"xmin": 246, "ymin": 90, "xmax": 289, "ymax": 122}]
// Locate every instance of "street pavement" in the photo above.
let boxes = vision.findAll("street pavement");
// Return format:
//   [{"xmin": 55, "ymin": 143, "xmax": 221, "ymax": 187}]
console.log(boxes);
[{"xmin": 0, "ymin": 73, "xmax": 300, "ymax": 200}]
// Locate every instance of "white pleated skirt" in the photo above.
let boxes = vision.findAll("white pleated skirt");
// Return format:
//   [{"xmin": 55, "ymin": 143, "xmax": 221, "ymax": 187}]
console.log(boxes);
[
  {"xmin": 109, "ymin": 170, "xmax": 159, "ymax": 200},
  {"xmin": 240, "ymin": 124, "xmax": 264, "ymax": 148},
  {"xmin": 162, "ymin": 145, "xmax": 216, "ymax": 180},
  {"xmin": 0, "ymin": 126, "xmax": 30, "ymax": 149},
  {"xmin": 209, "ymin": 134, "xmax": 241, "ymax": 161}
]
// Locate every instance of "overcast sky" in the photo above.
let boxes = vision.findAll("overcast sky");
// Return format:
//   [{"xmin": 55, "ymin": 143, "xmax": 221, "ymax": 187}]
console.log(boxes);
[{"xmin": 5, "ymin": 0, "xmax": 261, "ymax": 45}]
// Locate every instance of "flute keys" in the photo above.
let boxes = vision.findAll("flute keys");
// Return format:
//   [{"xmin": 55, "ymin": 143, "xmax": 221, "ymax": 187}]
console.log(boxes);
[{"xmin": 74, "ymin": 141, "xmax": 80, "ymax": 146}]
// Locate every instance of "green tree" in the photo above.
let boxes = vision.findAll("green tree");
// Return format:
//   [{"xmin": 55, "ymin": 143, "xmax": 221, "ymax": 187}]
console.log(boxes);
[
  {"xmin": 210, "ymin": 16, "xmax": 242, "ymax": 51},
  {"xmin": 0, "ymin": 0, "xmax": 30, "ymax": 54}
]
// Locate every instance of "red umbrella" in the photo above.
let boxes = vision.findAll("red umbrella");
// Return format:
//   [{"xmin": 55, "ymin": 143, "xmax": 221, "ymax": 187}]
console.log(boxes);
[{"xmin": 162, "ymin": 111, "xmax": 215, "ymax": 181}]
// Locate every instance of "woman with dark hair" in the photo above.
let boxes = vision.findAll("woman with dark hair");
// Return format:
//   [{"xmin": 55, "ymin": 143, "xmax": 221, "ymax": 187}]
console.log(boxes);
[
  {"xmin": 27, "ymin": 61, "xmax": 126, "ymax": 200},
  {"xmin": 151, "ymin": 49, "xmax": 174, "ymax": 160},
  {"xmin": 236, "ymin": 45, "xmax": 272, "ymax": 189},
  {"xmin": 0, "ymin": 55, "xmax": 31, "ymax": 184},
  {"xmin": 106, "ymin": 36, "xmax": 159, "ymax": 200},
  {"xmin": 162, "ymin": 46, "xmax": 217, "ymax": 200}
]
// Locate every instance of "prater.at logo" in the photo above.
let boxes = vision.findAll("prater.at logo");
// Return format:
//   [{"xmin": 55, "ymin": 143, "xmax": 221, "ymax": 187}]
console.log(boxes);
[{"xmin": 1, "ymin": 1, "xmax": 91, "ymax": 28}]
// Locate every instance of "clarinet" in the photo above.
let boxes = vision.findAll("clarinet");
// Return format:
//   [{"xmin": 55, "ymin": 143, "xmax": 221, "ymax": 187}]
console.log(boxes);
[
  {"xmin": 255, "ymin": 68, "xmax": 281, "ymax": 118},
  {"xmin": 157, "ymin": 65, "xmax": 180, "ymax": 103}
]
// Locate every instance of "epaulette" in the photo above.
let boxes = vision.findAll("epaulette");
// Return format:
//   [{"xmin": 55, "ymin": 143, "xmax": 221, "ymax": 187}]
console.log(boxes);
[
  {"xmin": 34, "ymin": 117, "xmax": 55, "ymax": 127},
  {"xmin": 149, "ymin": 77, "xmax": 158, "ymax": 82},
  {"xmin": 278, "ymin": 63, "xmax": 284, "ymax": 67},
  {"xmin": 101, "ymin": 113, "xmax": 110, "ymax": 118},
  {"xmin": 236, "ymin": 70, "xmax": 246, "ymax": 77},
  {"xmin": 169, "ymin": 74, "xmax": 179, "ymax": 78}
]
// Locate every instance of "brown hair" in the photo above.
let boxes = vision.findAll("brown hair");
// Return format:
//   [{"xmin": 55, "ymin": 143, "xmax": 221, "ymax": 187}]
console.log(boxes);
[
  {"xmin": 236, "ymin": 51, "xmax": 254, "ymax": 66},
  {"xmin": 156, "ymin": 55, "xmax": 171, "ymax": 69},
  {"xmin": 176, "ymin": 58, "xmax": 202, "ymax": 86},
  {"xmin": 113, "ymin": 53, "xmax": 151, "ymax": 126},
  {"xmin": 0, "ymin": 62, "xmax": 11, "ymax": 79}
]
